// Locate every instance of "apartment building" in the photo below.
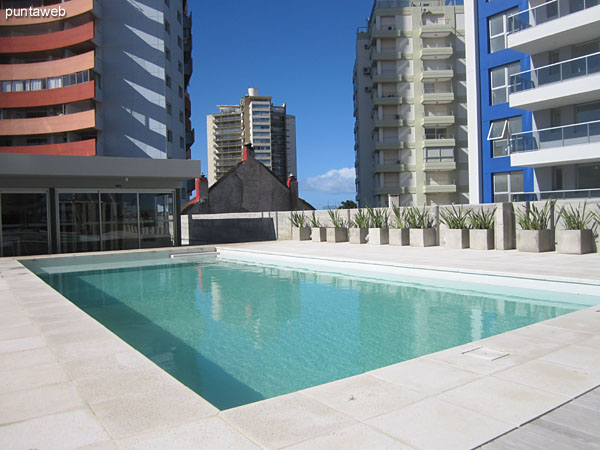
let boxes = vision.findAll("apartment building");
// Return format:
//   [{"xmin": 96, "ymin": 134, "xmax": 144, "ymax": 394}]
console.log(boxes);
[
  {"xmin": 0, "ymin": 0, "xmax": 199, "ymax": 256},
  {"xmin": 206, "ymin": 88, "xmax": 297, "ymax": 186},
  {"xmin": 354, "ymin": 0, "xmax": 468, "ymax": 207}
]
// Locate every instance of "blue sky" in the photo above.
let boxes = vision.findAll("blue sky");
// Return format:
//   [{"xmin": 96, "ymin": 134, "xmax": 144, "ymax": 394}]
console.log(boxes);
[{"xmin": 188, "ymin": 1, "xmax": 372, "ymax": 209}]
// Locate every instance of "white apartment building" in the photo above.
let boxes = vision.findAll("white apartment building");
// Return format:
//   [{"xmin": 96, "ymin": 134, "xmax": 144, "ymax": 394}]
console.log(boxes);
[
  {"xmin": 206, "ymin": 88, "xmax": 297, "ymax": 186},
  {"xmin": 506, "ymin": 0, "xmax": 600, "ymax": 200},
  {"xmin": 354, "ymin": 0, "xmax": 468, "ymax": 207}
]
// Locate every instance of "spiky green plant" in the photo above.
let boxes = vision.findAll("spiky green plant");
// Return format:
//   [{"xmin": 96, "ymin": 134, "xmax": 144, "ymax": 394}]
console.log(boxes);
[
  {"xmin": 328, "ymin": 209, "xmax": 346, "ymax": 228},
  {"xmin": 406, "ymin": 206, "xmax": 434, "ymax": 229},
  {"xmin": 351, "ymin": 209, "xmax": 370, "ymax": 229},
  {"xmin": 559, "ymin": 202, "xmax": 594, "ymax": 231},
  {"xmin": 309, "ymin": 212, "xmax": 321, "ymax": 228},
  {"xmin": 366, "ymin": 206, "xmax": 388, "ymax": 228},
  {"xmin": 439, "ymin": 205, "xmax": 470, "ymax": 230},
  {"xmin": 516, "ymin": 199, "xmax": 555, "ymax": 230},
  {"xmin": 290, "ymin": 211, "xmax": 307, "ymax": 228},
  {"xmin": 391, "ymin": 204, "xmax": 410, "ymax": 229},
  {"xmin": 469, "ymin": 207, "xmax": 497, "ymax": 230}
]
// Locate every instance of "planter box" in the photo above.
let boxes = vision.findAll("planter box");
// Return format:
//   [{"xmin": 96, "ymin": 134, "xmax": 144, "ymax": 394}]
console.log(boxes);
[
  {"xmin": 349, "ymin": 228, "xmax": 368, "ymax": 244},
  {"xmin": 444, "ymin": 229, "xmax": 469, "ymax": 249},
  {"xmin": 291, "ymin": 227, "xmax": 311, "ymax": 241},
  {"xmin": 517, "ymin": 229, "xmax": 553, "ymax": 253},
  {"xmin": 556, "ymin": 229, "xmax": 594, "ymax": 254},
  {"xmin": 368, "ymin": 228, "xmax": 389, "ymax": 245},
  {"xmin": 470, "ymin": 229, "xmax": 494, "ymax": 250},
  {"xmin": 326, "ymin": 227, "xmax": 348, "ymax": 243},
  {"xmin": 389, "ymin": 228, "xmax": 409, "ymax": 246},
  {"xmin": 311, "ymin": 227, "xmax": 327, "ymax": 242},
  {"xmin": 409, "ymin": 228, "xmax": 436, "ymax": 247}
]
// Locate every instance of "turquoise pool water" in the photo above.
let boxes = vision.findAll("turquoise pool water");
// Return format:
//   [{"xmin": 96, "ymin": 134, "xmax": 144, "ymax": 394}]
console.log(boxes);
[{"xmin": 27, "ymin": 253, "xmax": 595, "ymax": 410}]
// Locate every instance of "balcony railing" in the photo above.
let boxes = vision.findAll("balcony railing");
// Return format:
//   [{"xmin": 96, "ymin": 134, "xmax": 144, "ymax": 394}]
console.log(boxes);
[
  {"xmin": 508, "ymin": 0, "xmax": 599, "ymax": 34},
  {"xmin": 509, "ymin": 119, "xmax": 600, "ymax": 153},
  {"xmin": 510, "ymin": 51, "xmax": 600, "ymax": 93},
  {"xmin": 511, "ymin": 188, "xmax": 600, "ymax": 201},
  {"xmin": 422, "ymin": 18, "xmax": 451, "ymax": 26}
]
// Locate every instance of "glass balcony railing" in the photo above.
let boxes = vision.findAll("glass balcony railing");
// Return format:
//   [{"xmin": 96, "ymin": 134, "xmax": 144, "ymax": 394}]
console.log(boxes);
[
  {"xmin": 508, "ymin": 0, "xmax": 599, "ymax": 34},
  {"xmin": 509, "ymin": 119, "xmax": 600, "ymax": 153},
  {"xmin": 510, "ymin": 51, "xmax": 600, "ymax": 93},
  {"xmin": 511, "ymin": 188, "xmax": 600, "ymax": 201}
]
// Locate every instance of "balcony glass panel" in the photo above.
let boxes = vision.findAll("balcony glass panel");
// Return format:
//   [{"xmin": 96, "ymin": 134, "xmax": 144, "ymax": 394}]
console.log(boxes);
[
  {"xmin": 507, "ymin": 0, "xmax": 598, "ymax": 34},
  {"xmin": 510, "ymin": 119, "xmax": 600, "ymax": 152}
]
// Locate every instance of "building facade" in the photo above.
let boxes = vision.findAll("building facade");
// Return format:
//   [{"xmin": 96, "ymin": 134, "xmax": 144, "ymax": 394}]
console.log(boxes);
[
  {"xmin": 206, "ymin": 88, "xmax": 297, "ymax": 187},
  {"xmin": 0, "ymin": 0, "xmax": 199, "ymax": 256},
  {"xmin": 354, "ymin": 0, "xmax": 468, "ymax": 207}
]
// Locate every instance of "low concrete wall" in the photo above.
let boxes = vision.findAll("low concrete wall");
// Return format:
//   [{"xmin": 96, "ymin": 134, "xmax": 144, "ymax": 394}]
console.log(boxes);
[{"xmin": 182, "ymin": 199, "xmax": 600, "ymax": 252}]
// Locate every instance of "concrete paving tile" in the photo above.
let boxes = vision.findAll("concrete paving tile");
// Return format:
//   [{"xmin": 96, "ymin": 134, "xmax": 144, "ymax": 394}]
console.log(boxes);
[
  {"xmin": 37, "ymin": 315, "xmax": 102, "ymax": 335},
  {"xmin": 438, "ymin": 376, "xmax": 569, "ymax": 426},
  {"xmin": 29, "ymin": 309, "xmax": 89, "ymax": 325},
  {"xmin": 577, "ymin": 334, "xmax": 600, "ymax": 350},
  {"xmin": 370, "ymin": 357, "xmax": 482, "ymax": 395},
  {"xmin": 424, "ymin": 343, "xmax": 528, "ymax": 376},
  {"xmin": 525, "ymin": 417, "xmax": 600, "ymax": 449},
  {"xmin": 0, "ymin": 335, "xmax": 45, "ymax": 354},
  {"xmin": 542, "ymin": 310, "xmax": 600, "ymax": 334},
  {"xmin": 64, "ymin": 350, "xmax": 155, "ymax": 381},
  {"xmin": 0, "ymin": 313, "xmax": 32, "ymax": 329},
  {"xmin": 0, "ymin": 382, "xmax": 85, "ymax": 425},
  {"xmin": 0, "ymin": 409, "xmax": 109, "ymax": 450},
  {"xmin": 475, "ymin": 330, "xmax": 568, "ymax": 359},
  {"xmin": 0, "ymin": 347, "xmax": 57, "ymax": 371},
  {"xmin": 51, "ymin": 337, "xmax": 133, "ymax": 362},
  {"xmin": 493, "ymin": 359, "xmax": 600, "ymax": 398},
  {"xmin": 220, "ymin": 393, "xmax": 356, "ymax": 449},
  {"xmin": 78, "ymin": 441, "xmax": 119, "ymax": 450},
  {"xmin": 90, "ymin": 385, "xmax": 218, "ymax": 439},
  {"xmin": 366, "ymin": 397, "xmax": 512, "ymax": 450},
  {"xmin": 540, "ymin": 344, "xmax": 600, "ymax": 373},
  {"xmin": 0, "ymin": 362, "xmax": 71, "ymax": 394},
  {"xmin": 300, "ymin": 374, "xmax": 424, "ymax": 421},
  {"xmin": 0, "ymin": 323, "xmax": 39, "ymax": 341},
  {"xmin": 285, "ymin": 422, "xmax": 413, "ymax": 450},
  {"xmin": 511, "ymin": 323, "xmax": 593, "ymax": 346},
  {"xmin": 44, "ymin": 326, "xmax": 116, "ymax": 347},
  {"xmin": 541, "ymin": 403, "xmax": 600, "ymax": 438},
  {"xmin": 117, "ymin": 417, "xmax": 261, "ymax": 450}
]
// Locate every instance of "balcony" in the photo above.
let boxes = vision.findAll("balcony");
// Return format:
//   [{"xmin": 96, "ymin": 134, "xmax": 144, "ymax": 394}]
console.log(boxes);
[
  {"xmin": 507, "ymin": 0, "xmax": 600, "ymax": 54},
  {"xmin": 375, "ymin": 186, "xmax": 407, "ymax": 195},
  {"xmin": 0, "ymin": 22, "xmax": 94, "ymax": 54},
  {"xmin": 422, "ymin": 91, "xmax": 454, "ymax": 104},
  {"xmin": 0, "ymin": 110, "xmax": 95, "ymax": 136},
  {"xmin": 424, "ymin": 184, "xmax": 457, "ymax": 194},
  {"xmin": 372, "ymin": 28, "xmax": 403, "ymax": 39},
  {"xmin": 422, "ymin": 114, "xmax": 455, "ymax": 126},
  {"xmin": 509, "ymin": 52, "xmax": 600, "ymax": 110},
  {"xmin": 0, "ymin": 139, "xmax": 96, "ymax": 157},
  {"xmin": 372, "ymin": 73, "xmax": 403, "ymax": 83},
  {"xmin": 0, "ymin": 0, "xmax": 94, "ymax": 26},
  {"xmin": 420, "ymin": 44, "xmax": 453, "ymax": 60},
  {"xmin": 374, "ymin": 95, "xmax": 403, "ymax": 105},
  {"xmin": 373, "ymin": 51, "xmax": 403, "ymax": 61},
  {"xmin": 374, "ymin": 163, "xmax": 409, "ymax": 173},
  {"xmin": 421, "ymin": 67, "xmax": 453, "ymax": 82},
  {"xmin": 0, "ymin": 51, "xmax": 95, "ymax": 81},
  {"xmin": 375, "ymin": 141, "xmax": 405, "ymax": 150},
  {"xmin": 423, "ymin": 161, "xmax": 456, "ymax": 171},
  {"xmin": 423, "ymin": 137, "xmax": 455, "ymax": 147},
  {"xmin": 509, "ymin": 120, "xmax": 600, "ymax": 168},
  {"xmin": 0, "ymin": 80, "xmax": 95, "ymax": 108},
  {"xmin": 420, "ymin": 19, "xmax": 453, "ymax": 38},
  {"xmin": 374, "ymin": 119, "xmax": 403, "ymax": 127},
  {"xmin": 510, "ymin": 188, "xmax": 600, "ymax": 202}
]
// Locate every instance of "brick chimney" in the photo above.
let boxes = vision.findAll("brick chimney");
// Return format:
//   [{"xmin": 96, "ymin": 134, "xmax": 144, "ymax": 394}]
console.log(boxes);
[
  {"xmin": 242, "ymin": 142, "xmax": 255, "ymax": 161},
  {"xmin": 287, "ymin": 173, "xmax": 298, "ymax": 210}
]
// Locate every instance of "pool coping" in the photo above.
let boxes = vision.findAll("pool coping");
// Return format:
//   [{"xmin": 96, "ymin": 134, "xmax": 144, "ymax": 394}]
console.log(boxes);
[{"xmin": 0, "ymin": 243, "xmax": 599, "ymax": 449}]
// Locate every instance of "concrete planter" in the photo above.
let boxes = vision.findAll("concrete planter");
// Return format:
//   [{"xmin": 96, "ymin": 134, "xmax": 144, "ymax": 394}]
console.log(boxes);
[
  {"xmin": 326, "ymin": 227, "xmax": 348, "ymax": 243},
  {"xmin": 349, "ymin": 228, "xmax": 368, "ymax": 244},
  {"xmin": 517, "ymin": 229, "xmax": 554, "ymax": 253},
  {"xmin": 389, "ymin": 228, "xmax": 409, "ymax": 246},
  {"xmin": 368, "ymin": 228, "xmax": 389, "ymax": 245},
  {"xmin": 556, "ymin": 229, "xmax": 594, "ymax": 254},
  {"xmin": 292, "ymin": 227, "xmax": 311, "ymax": 241},
  {"xmin": 444, "ymin": 229, "xmax": 469, "ymax": 249},
  {"xmin": 469, "ymin": 229, "xmax": 494, "ymax": 250},
  {"xmin": 311, "ymin": 227, "xmax": 327, "ymax": 242},
  {"xmin": 409, "ymin": 228, "xmax": 436, "ymax": 247}
]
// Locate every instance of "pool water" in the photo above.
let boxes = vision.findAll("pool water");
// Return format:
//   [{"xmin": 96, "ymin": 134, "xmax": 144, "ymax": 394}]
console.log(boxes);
[{"xmin": 30, "ymin": 254, "xmax": 594, "ymax": 410}]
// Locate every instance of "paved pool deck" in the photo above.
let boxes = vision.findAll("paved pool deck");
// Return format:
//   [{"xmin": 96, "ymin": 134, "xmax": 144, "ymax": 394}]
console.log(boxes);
[{"xmin": 1, "ymin": 241, "xmax": 599, "ymax": 449}]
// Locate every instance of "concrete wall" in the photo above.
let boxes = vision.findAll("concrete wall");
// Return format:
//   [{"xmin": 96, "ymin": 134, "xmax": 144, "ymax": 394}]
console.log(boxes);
[{"xmin": 184, "ymin": 199, "xmax": 600, "ymax": 252}]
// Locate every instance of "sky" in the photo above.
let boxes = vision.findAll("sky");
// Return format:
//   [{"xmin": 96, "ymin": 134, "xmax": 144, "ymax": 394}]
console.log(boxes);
[{"xmin": 187, "ymin": 0, "xmax": 373, "ymax": 209}]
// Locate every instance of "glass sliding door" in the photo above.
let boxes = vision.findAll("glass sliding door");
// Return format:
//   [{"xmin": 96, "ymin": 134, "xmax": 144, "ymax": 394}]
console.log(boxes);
[
  {"xmin": 1, "ymin": 192, "xmax": 49, "ymax": 257},
  {"xmin": 139, "ymin": 193, "xmax": 175, "ymax": 248},
  {"xmin": 101, "ymin": 193, "xmax": 139, "ymax": 251},
  {"xmin": 58, "ymin": 193, "xmax": 101, "ymax": 253}
]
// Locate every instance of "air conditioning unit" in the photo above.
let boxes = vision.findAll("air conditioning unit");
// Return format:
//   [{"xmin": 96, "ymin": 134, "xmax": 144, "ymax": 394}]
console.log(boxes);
[
  {"xmin": 388, "ymin": 26, "xmax": 393, "ymax": 30},
  {"xmin": 395, "ymin": 114, "xmax": 401, "ymax": 119}
]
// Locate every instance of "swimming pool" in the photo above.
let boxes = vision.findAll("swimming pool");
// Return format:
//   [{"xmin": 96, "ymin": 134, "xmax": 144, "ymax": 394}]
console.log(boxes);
[{"xmin": 23, "ymin": 250, "xmax": 599, "ymax": 410}]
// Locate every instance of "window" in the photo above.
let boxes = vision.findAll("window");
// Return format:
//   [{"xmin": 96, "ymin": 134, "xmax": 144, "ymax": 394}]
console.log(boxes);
[
  {"xmin": 177, "ymin": 36, "xmax": 182, "ymax": 48},
  {"xmin": 178, "ymin": 60, "xmax": 183, "ymax": 73},
  {"xmin": 167, "ymin": 130, "xmax": 173, "ymax": 142},
  {"xmin": 490, "ymin": 62, "xmax": 520, "ymax": 105},
  {"xmin": 425, "ymin": 148, "xmax": 454, "ymax": 162},
  {"xmin": 425, "ymin": 128, "xmax": 447, "ymax": 139},
  {"xmin": 577, "ymin": 163, "xmax": 600, "ymax": 189},
  {"xmin": 179, "ymin": 111, "xmax": 184, "ymax": 123},
  {"xmin": 164, "ymin": 19, "xmax": 170, "ymax": 33},
  {"xmin": 165, "ymin": 47, "xmax": 171, "ymax": 61},
  {"xmin": 166, "ymin": 102, "xmax": 172, "ymax": 115},
  {"xmin": 177, "ymin": 10, "xmax": 182, "ymax": 23},
  {"xmin": 488, "ymin": 116, "xmax": 522, "ymax": 157},
  {"xmin": 488, "ymin": 9, "xmax": 517, "ymax": 53},
  {"xmin": 178, "ymin": 86, "xmax": 183, "ymax": 98},
  {"xmin": 166, "ymin": 75, "xmax": 171, "ymax": 87},
  {"xmin": 493, "ymin": 171, "xmax": 524, "ymax": 202},
  {"xmin": 179, "ymin": 136, "xmax": 184, "ymax": 148},
  {"xmin": 576, "ymin": 101, "xmax": 600, "ymax": 123}
]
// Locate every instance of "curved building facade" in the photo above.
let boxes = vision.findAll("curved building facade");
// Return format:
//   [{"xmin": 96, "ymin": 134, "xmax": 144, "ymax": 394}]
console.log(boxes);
[{"xmin": 0, "ymin": 0, "xmax": 199, "ymax": 256}]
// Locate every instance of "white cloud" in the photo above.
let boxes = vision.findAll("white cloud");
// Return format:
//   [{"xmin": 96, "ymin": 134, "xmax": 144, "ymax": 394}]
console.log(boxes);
[{"xmin": 302, "ymin": 168, "xmax": 356, "ymax": 194}]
